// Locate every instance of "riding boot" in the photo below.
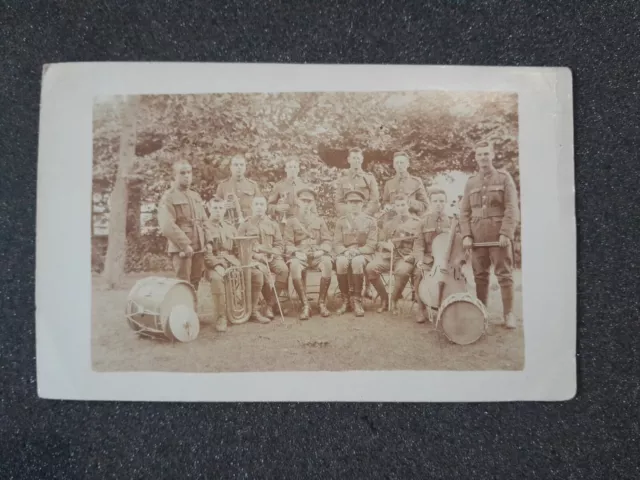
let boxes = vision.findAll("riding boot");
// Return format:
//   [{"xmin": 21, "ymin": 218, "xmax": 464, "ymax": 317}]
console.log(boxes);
[
  {"xmin": 250, "ymin": 290, "xmax": 271, "ymax": 324},
  {"xmin": 476, "ymin": 282, "xmax": 489, "ymax": 308},
  {"xmin": 292, "ymin": 278, "xmax": 310, "ymax": 320},
  {"xmin": 352, "ymin": 274, "xmax": 365, "ymax": 317},
  {"xmin": 369, "ymin": 276, "xmax": 389, "ymax": 313},
  {"xmin": 390, "ymin": 274, "xmax": 410, "ymax": 314},
  {"xmin": 501, "ymin": 285, "xmax": 516, "ymax": 329},
  {"xmin": 262, "ymin": 283, "xmax": 275, "ymax": 319},
  {"xmin": 212, "ymin": 294, "xmax": 227, "ymax": 332},
  {"xmin": 318, "ymin": 277, "xmax": 331, "ymax": 317},
  {"xmin": 336, "ymin": 274, "xmax": 351, "ymax": 315}
]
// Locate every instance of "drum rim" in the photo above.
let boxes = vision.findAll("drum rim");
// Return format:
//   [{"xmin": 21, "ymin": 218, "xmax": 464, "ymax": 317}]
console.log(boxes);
[
  {"xmin": 167, "ymin": 304, "xmax": 200, "ymax": 342},
  {"xmin": 436, "ymin": 293, "xmax": 488, "ymax": 345}
]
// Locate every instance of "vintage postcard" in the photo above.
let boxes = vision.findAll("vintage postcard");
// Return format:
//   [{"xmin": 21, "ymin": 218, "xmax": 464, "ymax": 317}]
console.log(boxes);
[{"xmin": 36, "ymin": 62, "xmax": 576, "ymax": 401}]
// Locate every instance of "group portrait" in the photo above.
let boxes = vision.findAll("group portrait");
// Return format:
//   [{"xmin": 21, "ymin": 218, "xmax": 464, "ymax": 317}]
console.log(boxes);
[{"xmin": 91, "ymin": 89, "xmax": 524, "ymax": 373}]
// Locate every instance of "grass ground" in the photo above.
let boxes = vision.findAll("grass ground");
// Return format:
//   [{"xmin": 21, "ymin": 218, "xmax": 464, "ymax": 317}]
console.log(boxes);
[{"xmin": 92, "ymin": 266, "xmax": 524, "ymax": 373}]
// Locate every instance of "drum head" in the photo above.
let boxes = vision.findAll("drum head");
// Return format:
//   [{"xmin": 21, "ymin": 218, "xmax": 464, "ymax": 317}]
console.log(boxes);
[
  {"xmin": 167, "ymin": 305, "xmax": 200, "ymax": 342},
  {"xmin": 439, "ymin": 298, "xmax": 486, "ymax": 345}
]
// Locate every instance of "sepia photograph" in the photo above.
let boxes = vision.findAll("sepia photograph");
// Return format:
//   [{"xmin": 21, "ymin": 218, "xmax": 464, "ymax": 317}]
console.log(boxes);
[
  {"xmin": 91, "ymin": 89, "xmax": 523, "ymax": 373},
  {"xmin": 36, "ymin": 63, "xmax": 575, "ymax": 401}
]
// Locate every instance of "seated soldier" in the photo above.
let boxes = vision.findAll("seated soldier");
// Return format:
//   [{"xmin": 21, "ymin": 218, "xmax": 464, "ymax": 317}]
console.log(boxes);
[
  {"xmin": 238, "ymin": 196, "xmax": 289, "ymax": 321},
  {"xmin": 413, "ymin": 187, "xmax": 451, "ymax": 323},
  {"xmin": 284, "ymin": 188, "xmax": 333, "ymax": 320},
  {"xmin": 204, "ymin": 199, "xmax": 269, "ymax": 329},
  {"xmin": 333, "ymin": 190, "xmax": 378, "ymax": 317},
  {"xmin": 366, "ymin": 194, "xmax": 421, "ymax": 314}
]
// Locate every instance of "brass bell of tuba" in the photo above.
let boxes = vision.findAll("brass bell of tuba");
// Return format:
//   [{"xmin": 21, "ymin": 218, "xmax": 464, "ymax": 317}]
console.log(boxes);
[{"xmin": 223, "ymin": 235, "xmax": 258, "ymax": 324}]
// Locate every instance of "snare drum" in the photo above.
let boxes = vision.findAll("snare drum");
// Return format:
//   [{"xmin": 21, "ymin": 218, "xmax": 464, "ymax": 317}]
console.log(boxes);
[
  {"xmin": 436, "ymin": 292, "xmax": 488, "ymax": 345},
  {"xmin": 125, "ymin": 276, "xmax": 200, "ymax": 342}
]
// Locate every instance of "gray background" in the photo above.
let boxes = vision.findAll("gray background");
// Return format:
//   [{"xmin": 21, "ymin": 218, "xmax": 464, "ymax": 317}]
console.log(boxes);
[{"xmin": 1, "ymin": 0, "xmax": 638, "ymax": 478}]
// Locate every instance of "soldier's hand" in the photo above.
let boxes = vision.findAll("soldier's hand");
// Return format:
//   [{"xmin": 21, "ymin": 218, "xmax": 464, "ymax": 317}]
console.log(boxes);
[
  {"xmin": 416, "ymin": 261, "xmax": 425, "ymax": 270},
  {"xmin": 253, "ymin": 253, "xmax": 267, "ymax": 263},
  {"xmin": 462, "ymin": 236, "xmax": 473, "ymax": 251},
  {"xmin": 206, "ymin": 243, "xmax": 213, "ymax": 254},
  {"xmin": 214, "ymin": 266, "xmax": 226, "ymax": 277},
  {"xmin": 382, "ymin": 240, "xmax": 395, "ymax": 252},
  {"xmin": 403, "ymin": 255, "xmax": 414, "ymax": 263},
  {"xmin": 182, "ymin": 245, "xmax": 194, "ymax": 258},
  {"xmin": 499, "ymin": 235, "xmax": 511, "ymax": 248},
  {"xmin": 295, "ymin": 251, "xmax": 306, "ymax": 262},
  {"xmin": 313, "ymin": 250, "xmax": 325, "ymax": 259}
]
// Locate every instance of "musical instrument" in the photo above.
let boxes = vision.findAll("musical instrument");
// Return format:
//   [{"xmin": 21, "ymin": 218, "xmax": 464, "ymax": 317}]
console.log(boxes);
[
  {"xmin": 125, "ymin": 276, "xmax": 200, "ymax": 342},
  {"xmin": 436, "ymin": 292, "xmax": 488, "ymax": 345},
  {"xmin": 223, "ymin": 235, "xmax": 259, "ymax": 324},
  {"xmin": 253, "ymin": 243, "xmax": 280, "ymax": 263},
  {"xmin": 220, "ymin": 188, "xmax": 244, "ymax": 226}
]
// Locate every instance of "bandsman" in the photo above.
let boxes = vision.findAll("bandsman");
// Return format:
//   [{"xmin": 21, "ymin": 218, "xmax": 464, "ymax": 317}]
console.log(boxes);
[
  {"xmin": 238, "ymin": 196, "xmax": 289, "ymax": 321},
  {"xmin": 459, "ymin": 141, "xmax": 520, "ymax": 329},
  {"xmin": 158, "ymin": 160, "xmax": 211, "ymax": 293},
  {"xmin": 203, "ymin": 198, "xmax": 268, "ymax": 330},
  {"xmin": 215, "ymin": 154, "xmax": 263, "ymax": 221},
  {"xmin": 333, "ymin": 190, "xmax": 378, "ymax": 317},
  {"xmin": 413, "ymin": 187, "xmax": 451, "ymax": 323},
  {"xmin": 268, "ymin": 158, "xmax": 313, "ymax": 234},
  {"xmin": 335, "ymin": 147, "xmax": 380, "ymax": 217},
  {"xmin": 284, "ymin": 188, "xmax": 333, "ymax": 320},
  {"xmin": 380, "ymin": 152, "xmax": 429, "ymax": 221},
  {"xmin": 366, "ymin": 194, "xmax": 421, "ymax": 313}
]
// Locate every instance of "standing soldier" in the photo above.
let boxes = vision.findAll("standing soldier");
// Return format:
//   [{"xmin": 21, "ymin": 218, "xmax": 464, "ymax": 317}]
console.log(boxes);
[
  {"xmin": 459, "ymin": 141, "xmax": 520, "ymax": 329},
  {"xmin": 413, "ymin": 187, "xmax": 451, "ymax": 323},
  {"xmin": 268, "ymin": 158, "xmax": 313, "ymax": 234},
  {"xmin": 215, "ymin": 154, "xmax": 262, "ymax": 222},
  {"xmin": 203, "ymin": 199, "xmax": 267, "ymax": 330},
  {"xmin": 366, "ymin": 194, "xmax": 421, "ymax": 313},
  {"xmin": 380, "ymin": 152, "xmax": 429, "ymax": 222},
  {"xmin": 158, "ymin": 160, "xmax": 211, "ymax": 294},
  {"xmin": 284, "ymin": 188, "xmax": 333, "ymax": 320},
  {"xmin": 335, "ymin": 147, "xmax": 380, "ymax": 217},
  {"xmin": 238, "ymin": 196, "xmax": 289, "ymax": 321},
  {"xmin": 333, "ymin": 190, "xmax": 378, "ymax": 317}
]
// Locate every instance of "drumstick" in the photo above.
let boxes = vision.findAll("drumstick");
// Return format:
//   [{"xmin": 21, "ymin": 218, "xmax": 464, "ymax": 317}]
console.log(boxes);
[{"xmin": 472, "ymin": 242, "xmax": 501, "ymax": 248}]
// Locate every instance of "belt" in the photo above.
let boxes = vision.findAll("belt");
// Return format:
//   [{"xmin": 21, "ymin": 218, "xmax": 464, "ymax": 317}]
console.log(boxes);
[{"xmin": 471, "ymin": 207, "xmax": 503, "ymax": 218}]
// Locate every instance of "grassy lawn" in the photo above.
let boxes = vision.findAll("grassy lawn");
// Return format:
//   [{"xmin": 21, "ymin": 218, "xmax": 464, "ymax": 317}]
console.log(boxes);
[{"xmin": 92, "ymin": 267, "xmax": 524, "ymax": 373}]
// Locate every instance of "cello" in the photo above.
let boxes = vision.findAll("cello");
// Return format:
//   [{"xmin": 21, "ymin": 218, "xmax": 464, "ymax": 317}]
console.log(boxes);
[{"xmin": 418, "ymin": 214, "xmax": 488, "ymax": 345}]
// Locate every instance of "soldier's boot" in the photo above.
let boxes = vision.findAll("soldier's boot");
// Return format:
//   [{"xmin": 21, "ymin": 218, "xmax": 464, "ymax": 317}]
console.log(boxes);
[
  {"xmin": 476, "ymin": 282, "xmax": 489, "ymax": 308},
  {"xmin": 292, "ymin": 278, "xmax": 310, "ymax": 321},
  {"xmin": 251, "ymin": 285, "xmax": 271, "ymax": 324},
  {"xmin": 335, "ymin": 274, "xmax": 352, "ymax": 315},
  {"xmin": 501, "ymin": 285, "xmax": 516, "ymax": 329},
  {"xmin": 211, "ymin": 294, "xmax": 227, "ymax": 332},
  {"xmin": 317, "ymin": 277, "xmax": 331, "ymax": 317},
  {"xmin": 352, "ymin": 274, "xmax": 365, "ymax": 317},
  {"xmin": 262, "ymin": 284, "xmax": 275, "ymax": 320},
  {"xmin": 390, "ymin": 275, "xmax": 409, "ymax": 315},
  {"xmin": 369, "ymin": 276, "xmax": 389, "ymax": 313}
]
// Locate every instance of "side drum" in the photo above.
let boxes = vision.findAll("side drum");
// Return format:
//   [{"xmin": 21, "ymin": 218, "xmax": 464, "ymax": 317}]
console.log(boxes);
[
  {"xmin": 125, "ymin": 276, "xmax": 200, "ymax": 342},
  {"xmin": 436, "ymin": 292, "xmax": 488, "ymax": 345}
]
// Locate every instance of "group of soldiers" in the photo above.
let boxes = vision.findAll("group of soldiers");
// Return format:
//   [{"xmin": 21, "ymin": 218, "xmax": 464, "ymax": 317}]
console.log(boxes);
[{"xmin": 158, "ymin": 143, "xmax": 520, "ymax": 333}]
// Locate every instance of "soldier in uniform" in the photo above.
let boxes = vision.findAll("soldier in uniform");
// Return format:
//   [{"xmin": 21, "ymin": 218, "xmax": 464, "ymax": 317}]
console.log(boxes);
[
  {"xmin": 203, "ymin": 199, "xmax": 268, "ymax": 330},
  {"xmin": 413, "ymin": 187, "xmax": 451, "ymax": 323},
  {"xmin": 238, "ymin": 196, "xmax": 289, "ymax": 321},
  {"xmin": 335, "ymin": 147, "xmax": 381, "ymax": 217},
  {"xmin": 366, "ymin": 194, "xmax": 421, "ymax": 313},
  {"xmin": 158, "ymin": 160, "xmax": 211, "ymax": 293},
  {"xmin": 215, "ymin": 154, "xmax": 263, "ymax": 221},
  {"xmin": 459, "ymin": 141, "xmax": 520, "ymax": 329},
  {"xmin": 284, "ymin": 188, "xmax": 333, "ymax": 320},
  {"xmin": 380, "ymin": 152, "xmax": 429, "ymax": 222},
  {"xmin": 333, "ymin": 190, "xmax": 378, "ymax": 317},
  {"xmin": 268, "ymin": 158, "xmax": 314, "ymax": 234}
]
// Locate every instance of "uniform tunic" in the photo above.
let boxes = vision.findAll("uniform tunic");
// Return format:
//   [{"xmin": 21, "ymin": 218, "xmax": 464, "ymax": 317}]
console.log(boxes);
[
  {"xmin": 238, "ymin": 215, "xmax": 288, "ymax": 284},
  {"xmin": 413, "ymin": 212, "xmax": 451, "ymax": 268},
  {"xmin": 283, "ymin": 214, "xmax": 332, "ymax": 271},
  {"xmin": 382, "ymin": 174, "xmax": 429, "ymax": 216},
  {"xmin": 215, "ymin": 177, "xmax": 263, "ymax": 220},
  {"xmin": 267, "ymin": 178, "xmax": 314, "ymax": 226},
  {"xmin": 367, "ymin": 213, "xmax": 421, "ymax": 278},
  {"xmin": 335, "ymin": 170, "xmax": 380, "ymax": 217}
]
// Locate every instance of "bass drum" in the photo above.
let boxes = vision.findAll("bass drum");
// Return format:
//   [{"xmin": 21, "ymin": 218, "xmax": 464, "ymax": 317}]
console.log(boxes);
[
  {"xmin": 125, "ymin": 276, "xmax": 200, "ymax": 342},
  {"xmin": 436, "ymin": 292, "xmax": 488, "ymax": 345}
]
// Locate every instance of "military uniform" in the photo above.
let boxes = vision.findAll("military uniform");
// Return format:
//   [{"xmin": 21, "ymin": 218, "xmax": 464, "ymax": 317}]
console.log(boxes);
[
  {"xmin": 203, "ymin": 218, "xmax": 265, "ymax": 330},
  {"xmin": 157, "ymin": 185, "xmax": 211, "ymax": 292},
  {"xmin": 215, "ymin": 176, "xmax": 262, "ymax": 220},
  {"xmin": 366, "ymin": 213, "xmax": 421, "ymax": 312},
  {"xmin": 268, "ymin": 177, "xmax": 314, "ymax": 233},
  {"xmin": 333, "ymin": 192, "xmax": 378, "ymax": 316},
  {"xmin": 412, "ymin": 211, "xmax": 451, "ymax": 322},
  {"xmin": 284, "ymin": 196, "xmax": 333, "ymax": 319},
  {"xmin": 238, "ymin": 214, "xmax": 289, "ymax": 320},
  {"xmin": 381, "ymin": 174, "xmax": 429, "ymax": 219},
  {"xmin": 335, "ymin": 169, "xmax": 380, "ymax": 217},
  {"xmin": 459, "ymin": 167, "xmax": 520, "ymax": 323}
]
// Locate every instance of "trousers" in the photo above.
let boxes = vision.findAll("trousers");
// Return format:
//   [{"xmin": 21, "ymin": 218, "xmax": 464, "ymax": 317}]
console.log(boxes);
[
  {"xmin": 172, "ymin": 252, "xmax": 205, "ymax": 291},
  {"xmin": 289, "ymin": 255, "xmax": 333, "ymax": 280}
]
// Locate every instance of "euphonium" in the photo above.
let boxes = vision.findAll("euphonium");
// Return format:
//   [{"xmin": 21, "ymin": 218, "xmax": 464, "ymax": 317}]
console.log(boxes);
[
  {"xmin": 224, "ymin": 190, "xmax": 245, "ymax": 226},
  {"xmin": 223, "ymin": 235, "xmax": 258, "ymax": 324}
]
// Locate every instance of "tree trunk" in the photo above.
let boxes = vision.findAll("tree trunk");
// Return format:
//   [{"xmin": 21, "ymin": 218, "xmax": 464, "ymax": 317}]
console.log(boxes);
[
  {"xmin": 103, "ymin": 96, "xmax": 139, "ymax": 289},
  {"xmin": 126, "ymin": 183, "xmax": 142, "ymax": 238}
]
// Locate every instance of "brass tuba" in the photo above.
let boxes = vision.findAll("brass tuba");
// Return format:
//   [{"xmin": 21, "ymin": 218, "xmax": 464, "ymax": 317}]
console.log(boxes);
[{"xmin": 223, "ymin": 235, "xmax": 258, "ymax": 324}]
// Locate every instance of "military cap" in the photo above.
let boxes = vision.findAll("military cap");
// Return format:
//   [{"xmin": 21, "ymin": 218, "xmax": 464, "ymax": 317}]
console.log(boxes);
[
  {"xmin": 296, "ymin": 187, "xmax": 316, "ymax": 201},
  {"xmin": 393, "ymin": 151, "xmax": 410, "ymax": 160},
  {"xmin": 344, "ymin": 189, "xmax": 366, "ymax": 202}
]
